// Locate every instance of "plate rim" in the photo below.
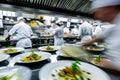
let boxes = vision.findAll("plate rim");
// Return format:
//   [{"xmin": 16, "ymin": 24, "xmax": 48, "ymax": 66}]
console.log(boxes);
[
  {"xmin": 0, "ymin": 54, "xmax": 10, "ymax": 62},
  {"xmin": 13, "ymin": 51, "xmax": 51, "ymax": 63},
  {"xmin": 38, "ymin": 46, "xmax": 61, "ymax": 51},
  {"xmin": 0, "ymin": 47, "xmax": 25, "ymax": 54}
]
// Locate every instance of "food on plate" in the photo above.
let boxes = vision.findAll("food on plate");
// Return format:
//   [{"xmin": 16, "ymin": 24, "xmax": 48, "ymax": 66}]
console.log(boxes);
[
  {"xmin": 87, "ymin": 45, "xmax": 97, "ymax": 50},
  {"xmin": 52, "ymin": 61, "xmax": 92, "ymax": 80},
  {"xmin": 21, "ymin": 51, "xmax": 42, "ymax": 62},
  {"xmin": 91, "ymin": 54, "xmax": 102, "ymax": 66},
  {"xmin": 0, "ymin": 73, "xmax": 21, "ymax": 80},
  {"xmin": 46, "ymin": 45, "xmax": 54, "ymax": 50},
  {"xmin": 3, "ymin": 48, "xmax": 18, "ymax": 53},
  {"xmin": 86, "ymin": 45, "xmax": 104, "ymax": 51}
]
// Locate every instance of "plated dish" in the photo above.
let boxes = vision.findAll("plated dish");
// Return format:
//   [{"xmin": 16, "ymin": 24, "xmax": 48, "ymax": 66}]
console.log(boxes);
[
  {"xmin": 13, "ymin": 51, "xmax": 51, "ymax": 63},
  {"xmin": 85, "ymin": 45, "xmax": 105, "ymax": 51},
  {"xmin": 39, "ymin": 60, "xmax": 111, "ymax": 80},
  {"xmin": 0, "ymin": 66, "xmax": 31, "ymax": 80},
  {"xmin": 0, "ymin": 47, "xmax": 24, "ymax": 54},
  {"xmin": 0, "ymin": 54, "xmax": 10, "ymax": 62},
  {"xmin": 38, "ymin": 46, "xmax": 61, "ymax": 51}
]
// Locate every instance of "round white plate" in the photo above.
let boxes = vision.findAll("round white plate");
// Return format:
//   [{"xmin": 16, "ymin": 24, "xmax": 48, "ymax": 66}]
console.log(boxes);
[
  {"xmin": 13, "ymin": 51, "xmax": 51, "ymax": 63},
  {"xmin": 0, "ymin": 47, "xmax": 25, "ymax": 54},
  {"xmin": 38, "ymin": 46, "xmax": 61, "ymax": 51},
  {"xmin": 39, "ymin": 60, "xmax": 111, "ymax": 80},
  {"xmin": 0, "ymin": 66, "xmax": 31, "ymax": 80},
  {"xmin": 0, "ymin": 54, "xmax": 10, "ymax": 62}
]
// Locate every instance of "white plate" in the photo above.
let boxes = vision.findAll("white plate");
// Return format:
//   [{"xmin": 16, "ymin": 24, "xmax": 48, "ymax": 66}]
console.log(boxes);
[
  {"xmin": 0, "ymin": 47, "xmax": 25, "ymax": 54},
  {"xmin": 0, "ymin": 54, "xmax": 10, "ymax": 62},
  {"xmin": 13, "ymin": 51, "xmax": 51, "ymax": 63},
  {"xmin": 39, "ymin": 60, "xmax": 111, "ymax": 80},
  {"xmin": 38, "ymin": 46, "xmax": 61, "ymax": 51},
  {"xmin": 0, "ymin": 66, "xmax": 31, "ymax": 80}
]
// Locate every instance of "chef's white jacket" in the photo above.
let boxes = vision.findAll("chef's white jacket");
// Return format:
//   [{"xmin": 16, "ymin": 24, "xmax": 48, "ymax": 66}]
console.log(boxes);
[
  {"xmin": 63, "ymin": 27, "xmax": 70, "ymax": 33},
  {"xmin": 71, "ymin": 28, "xmax": 79, "ymax": 35},
  {"xmin": 78, "ymin": 21, "xmax": 94, "ymax": 42},
  {"xmin": 100, "ymin": 13, "xmax": 120, "ymax": 70},
  {"xmin": 54, "ymin": 27, "xmax": 64, "ymax": 46},
  {"xmin": 93, "ymin": 26, "xmax": 102, "ymax": 36},
  {"xmin": 9, "ymin": 22, "xmax": 33, "ymax": 47}
]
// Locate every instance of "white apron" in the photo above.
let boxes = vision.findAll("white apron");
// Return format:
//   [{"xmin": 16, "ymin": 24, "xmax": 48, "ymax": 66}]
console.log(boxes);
[
  {"xmin": 54, "ymin": 37, "xmax": 64, "ymax": 46},
  {"xmin": 81, "ymin": 35, "xmax": 92, "ymax": 42},
  {"xmin": 16, "ymin": 38, "xmax": 32, "ymax": 48}
]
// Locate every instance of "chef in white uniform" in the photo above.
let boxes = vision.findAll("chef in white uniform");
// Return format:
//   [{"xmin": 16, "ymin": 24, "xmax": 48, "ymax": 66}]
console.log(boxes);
[
  {"xmin": 63, "ymin": 26, "xmax": 70, "ymax": 34},
  {"xmin": 71, "ymin": 25, "xmax": 79, "ymax": 36},
  {"xmin": 78, "ymin": 20, "xmax": 94, "ymax": 42},
  {"xmin": 92, "ymin": 23, "xmax": 102, "ymax": 38},
  {"xmin": 49, "ymin": 23, "xmax": 64, "ymax": 46},
  {"xmin": 82, "ymin": 0, "xmax": 120, "ymax": 71},
  {"xmin": 6, "ymin": 17, "xmax": 33, "ymax": 48}
]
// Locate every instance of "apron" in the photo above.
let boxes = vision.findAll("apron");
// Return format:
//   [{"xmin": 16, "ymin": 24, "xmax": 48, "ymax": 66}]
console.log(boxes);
[
  {"xmin": 54, "ymin": 37, "xmax": 64, "ymax": 46},
  {"xmin": 16, "ymin": 38, "xmax": 32, "ymax": 48},
  {"xmin": 81, "ymin": 35, "xmax": 92, "ymax": 42}
]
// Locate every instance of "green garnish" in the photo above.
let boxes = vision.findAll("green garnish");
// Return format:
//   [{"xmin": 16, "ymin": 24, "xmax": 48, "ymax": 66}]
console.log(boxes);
[
  {"xmin": 96, "ymin": 54, "xmax": 102, "ymax": 61},
  {"xmin": 8, "ymin": 46, "xmax": 13, "ymax": 48},
  {"xmin": 31, "ymin": 50, "xmax": 37, "ymax": 57},
  {"xmin": 71, "ymin": 60, "xmax": 81, "ymax": 73}
]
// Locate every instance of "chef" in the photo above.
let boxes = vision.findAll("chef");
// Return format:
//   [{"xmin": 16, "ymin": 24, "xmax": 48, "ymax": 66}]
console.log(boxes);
[
  {"xmin": 49, "ymin": 22, "xmax": 64, "ymax": 46},
  {"xmin": 78, "ymin": 20, "xmax": 94, "ymax": 42},
  {"xmin": 63, "ymin": 26, "xmax": 70, "ymax": 34},
  {"xmin": 6, "ymin": 17, "xmax": 33, "ymax": 48},
  {"xmin": 92, "ymin": 23, "xmax": 102, "ymax": 38},
  {"xmin": 82, "ymin": 0, "xmax": 120, "ymax": 71},
  {"xmin": 71, "ymin": 25, "xmax": 79, "ymax": 36}
]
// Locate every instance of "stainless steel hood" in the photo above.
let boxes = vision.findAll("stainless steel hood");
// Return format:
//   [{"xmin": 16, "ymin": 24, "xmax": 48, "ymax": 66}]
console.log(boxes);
[{"xmin": 0, "ymin": 0, "xmax": 92, "ymax": 17}]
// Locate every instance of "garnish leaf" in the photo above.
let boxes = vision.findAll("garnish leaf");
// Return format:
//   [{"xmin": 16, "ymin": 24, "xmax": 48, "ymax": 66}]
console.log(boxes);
[{"xmin": 96, "ymin": 54, "xmax": 102, "ymax": 61}]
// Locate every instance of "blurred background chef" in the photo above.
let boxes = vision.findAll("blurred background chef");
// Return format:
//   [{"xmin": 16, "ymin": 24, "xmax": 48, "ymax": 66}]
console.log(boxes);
[
  {"xmin": 92, "ymin": 23, "xmax": 102, "ymax": 38},
  {"xmin": 63, "ymin": 26, "xmax": 70, "ymax": 34},
  {"xmin": 71, "ymin": 25, "xmax": 79, "ymax": 36},
  {"xmin": 49, "ymin": 22, "xmax": 64, "ymax": 46},
  {"xmin": 78, "ymin": 20, "xmax": 94, "ymax": 42},
  {"xmin": 82, "ymin": 0, "xmax": 120, "ymax": 71},
  {"xmin": 6, "ymin": 17, "xmax": 33, "ymax": 48}
]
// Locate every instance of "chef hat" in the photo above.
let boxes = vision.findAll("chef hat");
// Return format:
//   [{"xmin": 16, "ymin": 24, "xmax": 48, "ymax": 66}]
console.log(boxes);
[
  {"xmin": 17, "ymin": 17, "xmax": 24, "ymax": 21},
  {"xmin": 91, "ymin": 0, "xmax": 120, "ymax": 12}
]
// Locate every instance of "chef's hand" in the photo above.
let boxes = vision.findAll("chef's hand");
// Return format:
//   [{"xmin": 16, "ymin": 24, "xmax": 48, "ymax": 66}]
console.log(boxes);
[
  {"xmin": 81, "ymin": 41, "xmax": 93, "ymax": 46},
  {"xmin": 101, "ymin": 59, "xmax": 120, "ymax": 71}
]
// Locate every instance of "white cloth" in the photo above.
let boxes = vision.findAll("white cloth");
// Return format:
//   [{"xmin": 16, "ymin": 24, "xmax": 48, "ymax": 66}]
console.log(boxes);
[
  {"xmin": 93, "ymin": 26, "xmax": 102, "ymax": 36},
  {"xmin": 100, "ymin": 13, "xmax": 120, "ymax": 70},
  {"xmin": 78, "ymin": 21, "xmax": 94, "ymax": 42},
  {"xmin": 54, "ymin": 27, "xmax": 64, "ymax": 46},
  {"xmin": 63, "ymin": 27, "xmax": 70, "ymax": 33},
  {"xmin": 9, "ymin": 22, "xmax": 33, "ymax": 47},
  {"xmin": 71, "ymin": 28, "xmax": 79, "ymax": 35}
]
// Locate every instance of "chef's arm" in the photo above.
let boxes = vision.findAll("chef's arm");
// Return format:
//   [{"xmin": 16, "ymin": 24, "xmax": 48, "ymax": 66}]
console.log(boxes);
[
  {"xmin": 6, "ymin": 34, "xmax": 11, "ymax": 41},
  {"xmin": 82, "ymin": 36, "xmax": 103, "ymax": 46},
  {"xmin": 48, "ymin": 31, "xmax": 56, "ymax": 37},
  {"xmin": 101, "ymin": 59, "xmax": 120, "ymax": 72}
]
